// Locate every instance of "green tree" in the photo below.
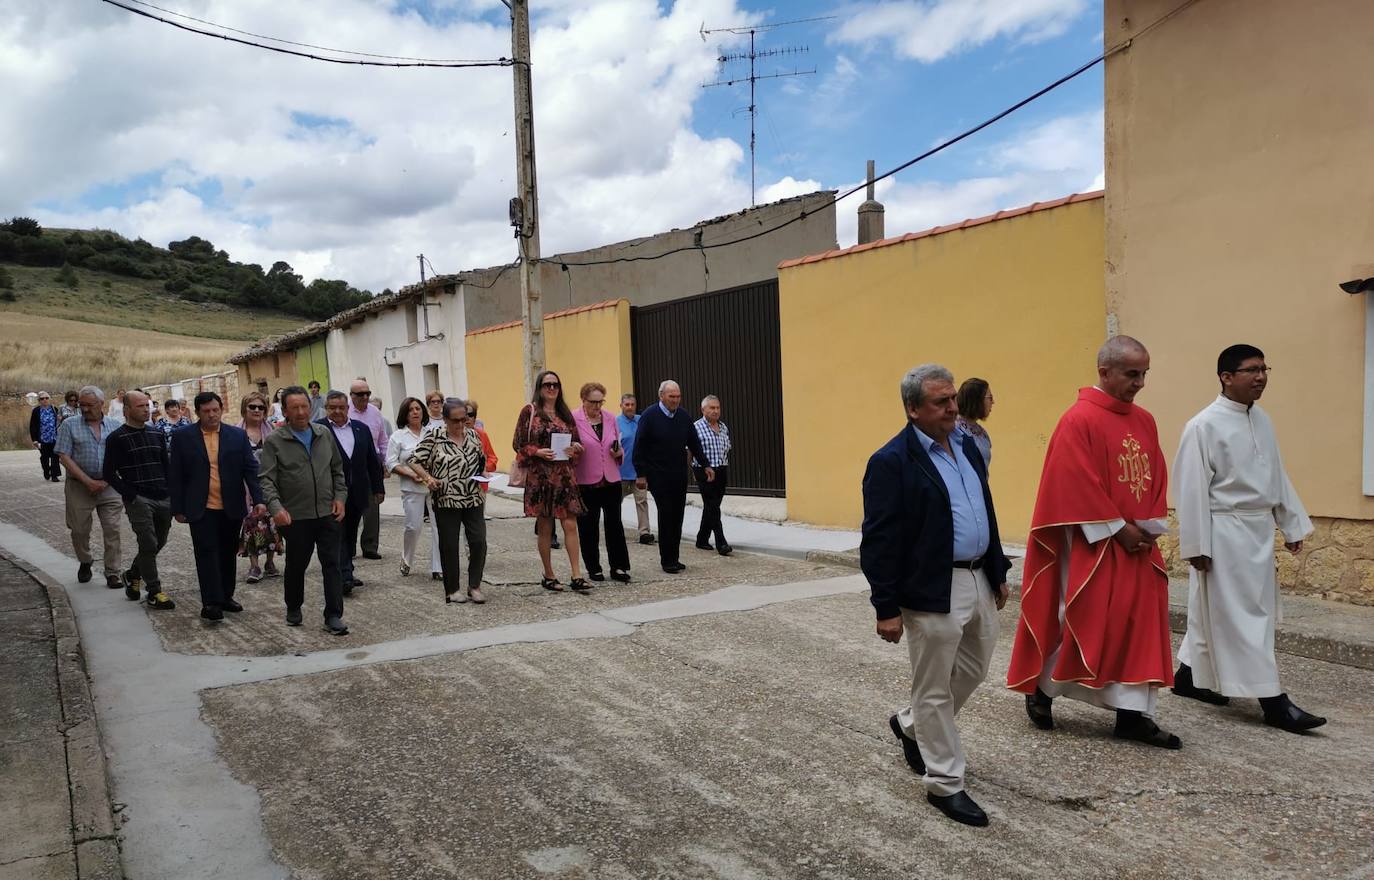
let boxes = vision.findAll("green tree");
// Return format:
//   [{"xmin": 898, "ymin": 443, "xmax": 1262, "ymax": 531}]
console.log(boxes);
[
  {"xmin": 1, "ymin": 217, "xmax": 42, "ymax": 237},
  {"xmin": 55, "ymin": 263, "xmax": 79, "ymax": 289}
]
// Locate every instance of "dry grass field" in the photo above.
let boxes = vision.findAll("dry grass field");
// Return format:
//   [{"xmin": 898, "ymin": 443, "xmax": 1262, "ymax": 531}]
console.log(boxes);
[{"xmin": 0, "ymin": 312, "xmax": 243, "ymax": 450}]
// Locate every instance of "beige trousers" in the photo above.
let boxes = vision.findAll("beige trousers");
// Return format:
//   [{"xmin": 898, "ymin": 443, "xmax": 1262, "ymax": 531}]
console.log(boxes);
[
  {"xmin": 896, "ymin": 567, "xmax": 999, "ymax": 796},
  {"xmin": 64, "ymin": 479, "xmax": 123, "ymax": 576},
  {"xmin": 621, "ymin": 480, "xmax": 651, "ymax": 535}
]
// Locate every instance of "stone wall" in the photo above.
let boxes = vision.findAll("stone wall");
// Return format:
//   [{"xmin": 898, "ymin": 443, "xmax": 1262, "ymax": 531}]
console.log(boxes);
[{"xmin": 1158, "ymin": 515, "xmax": 1374, "ymax": 607}]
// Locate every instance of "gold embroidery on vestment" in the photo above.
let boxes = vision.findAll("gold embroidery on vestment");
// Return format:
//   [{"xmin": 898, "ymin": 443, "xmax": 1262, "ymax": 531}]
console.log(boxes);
[{"xmin": 1116, "ymin": 433, "xmax": 1151, "ymax": 502}]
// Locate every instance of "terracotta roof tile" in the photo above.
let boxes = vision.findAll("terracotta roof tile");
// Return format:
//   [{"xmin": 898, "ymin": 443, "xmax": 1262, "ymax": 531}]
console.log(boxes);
[
  {"xmin": 777, "ymin": 190, "xmax": 1104, "ymax": 270},
  {"xmin": 465, "ymin": 299, "xmax": 624, "ymax": 338}
]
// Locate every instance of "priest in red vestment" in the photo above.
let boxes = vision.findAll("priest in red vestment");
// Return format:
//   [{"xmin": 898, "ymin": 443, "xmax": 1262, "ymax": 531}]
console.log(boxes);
[{"xmin": 1006, "ymin": 336, "xmax": 1181, "ymax": 749}]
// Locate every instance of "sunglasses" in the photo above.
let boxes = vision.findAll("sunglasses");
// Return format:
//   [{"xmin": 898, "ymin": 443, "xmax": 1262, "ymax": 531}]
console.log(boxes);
[
  {"xmin": 541, "ymin": 382, "xmax": 561, "ymax": 389},
  {"xmin": 246, "ymin": 404, "xmax": 266, "ymax": 411},
  {"xmin": 351, "ymin": 391, "xmax": 371, "ymax": 397}
]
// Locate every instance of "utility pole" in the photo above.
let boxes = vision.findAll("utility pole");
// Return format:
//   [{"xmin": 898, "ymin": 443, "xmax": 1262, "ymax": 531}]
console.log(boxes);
[
  {"xmin": 417, "ymin": 253, "xmax": 429, "ymax": 338},
  {"xmin": 509, "ymin": 0, "xmax": 544, "ymax": 397}
]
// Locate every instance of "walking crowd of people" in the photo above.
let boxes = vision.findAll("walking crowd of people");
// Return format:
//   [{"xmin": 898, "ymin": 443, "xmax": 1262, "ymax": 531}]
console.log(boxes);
[
  {"xmin": 863, "ymin": 337, "xmax": 1327, "ymax": 829},
  {"xmin": 35, "ymin": 371, "xmax": 736, "ymax": 636}
]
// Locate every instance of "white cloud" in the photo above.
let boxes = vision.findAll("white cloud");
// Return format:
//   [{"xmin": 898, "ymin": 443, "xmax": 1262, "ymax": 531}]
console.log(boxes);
[
  {"xmin": 831, "ymin": 0, "xmax": 1090, "ymax": 63},
  {"xmin": 834, "ymin": 109, "xmax": 1103, "ymax": 246},
  {"xmin": 0, "ymin": 0, "xmax": 764, "ymax": 292}
]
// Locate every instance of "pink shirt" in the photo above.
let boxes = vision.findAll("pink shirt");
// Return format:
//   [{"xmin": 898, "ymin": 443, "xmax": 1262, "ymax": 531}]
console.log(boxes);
[
  {"xmin": 349, "ymin": 402, "xmax": 386, "ymax": 452},
  {"xmin": 572, "ymin": 408, "xmax": 621, "ymax": 486}
]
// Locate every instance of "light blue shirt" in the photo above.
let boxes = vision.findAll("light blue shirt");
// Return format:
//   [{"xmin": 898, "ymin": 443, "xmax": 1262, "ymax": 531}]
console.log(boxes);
[
  {"xmin": 912, "ymin": 425, "xmax": 991, "ymax": 562},
  {"xmin": 616, "ymin": 413, "xmax": 639, "ymax": 480},
  {"xmin": 658, "ymin": 401, "xmax": 677, "ymax": 418},
  {"xmin": 291, "ymin": 427, "xmax": 314, "ymax": 450}
]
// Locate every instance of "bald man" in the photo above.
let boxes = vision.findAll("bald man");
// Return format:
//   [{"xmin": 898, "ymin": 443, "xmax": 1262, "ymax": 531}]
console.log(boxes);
[
  {"xmin": 1007, "ymin": 336, "xmax": 1181, "ymax": 749},
  {"xmin": 631, "ymin": 380, "xmax": 714, "ymax": 573}
]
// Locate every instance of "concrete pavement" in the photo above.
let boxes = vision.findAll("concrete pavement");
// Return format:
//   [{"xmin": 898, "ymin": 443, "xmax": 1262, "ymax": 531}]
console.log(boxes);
[{"xmin": 1, "ymin": 450, "xmax": 1372, "ymax": 879}]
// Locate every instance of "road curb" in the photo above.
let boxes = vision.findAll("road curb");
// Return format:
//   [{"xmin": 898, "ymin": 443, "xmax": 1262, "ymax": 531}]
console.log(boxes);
[
  {"xmin": 798, "ymin": 547, "xmax": 1374, "ymax": 672},
  {"xmin": 0, "ymin": 550, "xmax": 125, "ymax": 880}
]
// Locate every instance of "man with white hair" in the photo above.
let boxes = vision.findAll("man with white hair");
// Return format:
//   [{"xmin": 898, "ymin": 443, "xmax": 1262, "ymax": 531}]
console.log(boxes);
[
  {"xmin": 54, "ymin": 385, "xmax": 124, "ymax": 587},
  {"xmin": 693, "ymin": 394, "xmax": 733, "ymax": 555},
  {"xmin": 631, "ymin": 380, "xmax": 715, "ymax": 573}
]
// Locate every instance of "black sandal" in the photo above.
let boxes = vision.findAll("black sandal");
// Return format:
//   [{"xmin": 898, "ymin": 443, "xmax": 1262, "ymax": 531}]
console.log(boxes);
[
  {"xmin": 541, "ymin": 577, "xmax": 564, "ymax": 592},
  {"xmin": 569, "ymin": 578, "xmax": 591, "ymax": 593}
]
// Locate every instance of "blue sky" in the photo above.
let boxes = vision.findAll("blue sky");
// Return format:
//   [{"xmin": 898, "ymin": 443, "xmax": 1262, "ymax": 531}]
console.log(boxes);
[{"xmin": 3, "ymin": 0, "xmax": 1105, "ymax": 291}]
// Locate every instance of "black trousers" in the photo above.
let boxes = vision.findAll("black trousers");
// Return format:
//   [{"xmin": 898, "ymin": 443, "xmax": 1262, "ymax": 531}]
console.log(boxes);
[
  {"xmin": 361, "ymin": 493, "xmax": 380, "ymax": 555},
  {"xmin": 189, "ymin": 508, "xmax": 239, "ymax": 609},
  {"xmin": 125, "ymin": 496, "xmax": 171, "ymax": 590},
  {"xmin": 435, "ymin": 505, "xmax": 487, "ymax": 595},
  {"xmin": 281, "ymin": 516, "xmax": 344, "ymax": 620},
  {"xmin": 647, "ymin": 479, "xmax": 688, "ymax": 567},
  {"xmin": 693, "ymin": 465, "xmax": 729, "ymax": 546},
  {"xmin": 339, "ymin": 506, "xmax": 363, "ymax": 581},
  {"xmin": 39, "ymin": 442, "xmax": 61, "ymax": 479},
  {"xmin": 577, "ymin": 481, "xmax": 630, "ymax": 575}
]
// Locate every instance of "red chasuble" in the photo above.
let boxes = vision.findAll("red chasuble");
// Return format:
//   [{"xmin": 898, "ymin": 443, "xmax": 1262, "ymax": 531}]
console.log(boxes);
[{"xmin": 1006, "ymin": 388, "xmax": 1174, "ymax": 694}]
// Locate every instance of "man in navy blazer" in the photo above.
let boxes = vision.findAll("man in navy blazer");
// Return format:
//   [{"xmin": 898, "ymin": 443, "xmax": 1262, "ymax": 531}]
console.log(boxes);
[
  {"xmin": 631, "ymin": 379, "xmax": 714, "ymax": 573},
  {"xmin": 860, "ymin": 363, "xmax": 1011, "ymax": 829},
  {"xmin": 318, "ymin": 391, "xmax": 385, "ymax": 591},
  {"xmin": 168, "ymin": 391, "xmax": 265, "ymax": 621}
]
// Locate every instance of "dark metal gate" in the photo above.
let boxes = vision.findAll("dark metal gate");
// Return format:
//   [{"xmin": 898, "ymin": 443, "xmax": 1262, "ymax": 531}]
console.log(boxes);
[{"xmin": 630, "ymin": 280, "xmax": 785, "ymax": 496}]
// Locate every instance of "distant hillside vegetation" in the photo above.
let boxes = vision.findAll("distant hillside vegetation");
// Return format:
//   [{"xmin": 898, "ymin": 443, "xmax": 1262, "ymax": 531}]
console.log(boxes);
[{"xmin": 0, "ymin": 216, "xmax": 388, "ymax": 323}]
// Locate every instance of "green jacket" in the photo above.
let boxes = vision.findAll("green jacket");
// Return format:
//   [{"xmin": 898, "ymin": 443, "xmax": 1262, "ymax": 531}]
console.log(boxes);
[{"xmin": 259, "ymin": 423, "xmax": 346, "ymax": 520}]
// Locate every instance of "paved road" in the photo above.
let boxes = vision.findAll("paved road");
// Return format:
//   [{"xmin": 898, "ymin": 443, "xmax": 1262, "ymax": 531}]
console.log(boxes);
[{"xmin": 0, "ymin": 450, "xmax": 1370, "ymax": 879}]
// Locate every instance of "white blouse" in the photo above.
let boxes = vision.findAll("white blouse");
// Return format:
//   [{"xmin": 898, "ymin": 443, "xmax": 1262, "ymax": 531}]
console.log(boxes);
[{"xmin": 385, "ymin": 427, "xmax": 430, "ymax": 494}]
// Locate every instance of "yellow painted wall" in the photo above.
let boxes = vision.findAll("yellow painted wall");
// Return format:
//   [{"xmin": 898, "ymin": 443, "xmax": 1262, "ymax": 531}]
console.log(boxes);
[
  {"xmin": 465, "ymin": 301, "xmax": 633, "ymax": 471},
  {"xmin": 1105, "ymin": 0, "xmax": 1374, "ymax": 520},
  {"xmin": 779, "ymin": 198, "xmax": 1106, "ymax": 539}
]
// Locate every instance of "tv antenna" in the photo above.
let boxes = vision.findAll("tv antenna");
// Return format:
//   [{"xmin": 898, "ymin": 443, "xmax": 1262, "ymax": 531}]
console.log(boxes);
[{"xmin": 700, "ymin": 16, "xmax": 834, "ymax": 206}]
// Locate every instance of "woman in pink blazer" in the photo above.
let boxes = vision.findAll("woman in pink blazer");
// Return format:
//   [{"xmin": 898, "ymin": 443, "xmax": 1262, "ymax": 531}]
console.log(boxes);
[{"xmin": 573, "ymin": 382, "xmax": 631, "ymax": 582}]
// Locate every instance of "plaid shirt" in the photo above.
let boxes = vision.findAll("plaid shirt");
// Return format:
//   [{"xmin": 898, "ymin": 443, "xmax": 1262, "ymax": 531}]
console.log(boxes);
[
  {"xmin": 54, "ymin": 415, "xmax": 122, "ymax": 479},
  {"xmin": 693, "ymin": 418, "xmax": 731, "ymax": 468},
  {"xmin": 410, "ymin": 428, "xmax": 486, "ymax": 509},
  {"xmin": 103, "ymin": 423, "xmax": 170, "ymax": 501}
]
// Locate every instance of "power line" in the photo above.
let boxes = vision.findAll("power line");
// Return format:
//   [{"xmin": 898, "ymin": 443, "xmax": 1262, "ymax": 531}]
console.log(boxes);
[
  {"xmin": 118, "ymin": 0, "xmax": 501, "ymax": 63},
  {"xmin": 99, "ymin": 0, "xmax": 515, "ymax": 68},
  {"xmin": 551, "ymin": 0, "xmax": 1202, "ymax": 270}
]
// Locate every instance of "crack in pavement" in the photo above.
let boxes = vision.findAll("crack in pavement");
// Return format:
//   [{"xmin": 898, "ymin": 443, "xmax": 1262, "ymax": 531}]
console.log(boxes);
[{"xmin": 0, "ymin": 519, "xmax": 867, "ymax": 880}]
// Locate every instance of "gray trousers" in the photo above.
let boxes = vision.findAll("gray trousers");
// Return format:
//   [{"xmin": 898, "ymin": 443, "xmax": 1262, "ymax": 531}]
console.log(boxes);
[
  {"xmin": 64, "ymin": 480, "xmax": 122, "ymax": 576},
  {"xmin": 124, "ymin": 496, "xmax": 172, "ymax": 590},
  {"xmin": 434, "ymin": 504, "xmax": 487, "ymax": 596},
  {"xmin": 621, "ymin": 480, "xmax": 651, "ymax": 535}
]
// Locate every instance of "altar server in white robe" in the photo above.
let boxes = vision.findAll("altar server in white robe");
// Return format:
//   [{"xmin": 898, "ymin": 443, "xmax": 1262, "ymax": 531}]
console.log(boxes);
[{"xmin": 1171, "ymin": 343, "xmax": 1326, "ymax": 733}]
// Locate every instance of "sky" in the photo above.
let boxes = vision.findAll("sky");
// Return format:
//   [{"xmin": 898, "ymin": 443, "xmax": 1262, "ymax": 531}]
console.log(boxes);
[{"xmin": 1, "ymin": 0, "xmax": 1105, "ymax": 294}]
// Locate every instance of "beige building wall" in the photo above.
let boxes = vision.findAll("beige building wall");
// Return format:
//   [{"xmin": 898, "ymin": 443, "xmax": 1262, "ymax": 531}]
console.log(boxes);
[
  {"xmin": 324, "ymin": 296, "xmax": 469, "ymax": 414},
  {"xmin": 1106, "ymin": 0, "xmax": 1374, "ymax": 604}
]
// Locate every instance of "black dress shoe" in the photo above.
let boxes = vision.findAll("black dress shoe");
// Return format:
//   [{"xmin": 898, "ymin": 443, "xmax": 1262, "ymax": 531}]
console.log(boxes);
[
  {"xmin": 285, "ymin": 608, "xmax": 303, "ymax": 626},
  {"xmin": 1113, "ymin": 710, "xmax": 1182, "ymax": 749},
  {"xmin": 221, "ymin": 599, "xmax": 243, "ymax": 613},
  {"xmin": 362, "ymin": 551, "xmax": 382, "ymax": 560},
  {"xmin": 927, "ymin": 791, "xmax": 989, "ymax": 827},
  {"xmin": 662, "ymin": 562, "xmax": 686, "ymax": 574},
  {"xmin": 200, "ymin": 605, "xmax": 224, "ymax": 622},
  {"xmin": 888, "ymin": 715, "xmax": 925, "ymax": 775},
  {"xmin": 1260, "ymin": 694, "xmax": 1327, "ymax": 733},
  {"xmin": 1025, "ymin": 688, "xmax": 1055, "ymax": 730},
  {"xmin": 588, "ymin": 571, "xmax": 606, "ymax": 582},
  {"xmin": 1172, "ymin": 663, "xmax": 1230, "ymax": 706},
  {"xmin": 610, "ymin": 570, "xmax": 631, "ymax": 583},
  {"xmin": 639, "ymin": 534, "xmax": 656, "ymax": 545},
  {"xmin": 717, "ymin": 543, "xmax": 733, "ymax": 556},
  {"xmin": 77, "ymin": 562, "xmax": 92, "ymax": 583},
  {"xmin": 551, "ymin": 538, "xmax": 561, "ymax": 550},
  {"xmin": 695, "ymin": 540, "xmax": 713, "ymax": 550}
]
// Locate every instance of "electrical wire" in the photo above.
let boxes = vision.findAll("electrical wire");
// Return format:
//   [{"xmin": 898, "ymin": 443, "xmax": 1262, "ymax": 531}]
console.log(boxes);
[
  {"xmin": 100, "ymin": 0, "xmax": 515, "ymax": 68},
  {"xmin": 553, "ymin": 0, "xmax": 1203, "ymax": 269}
]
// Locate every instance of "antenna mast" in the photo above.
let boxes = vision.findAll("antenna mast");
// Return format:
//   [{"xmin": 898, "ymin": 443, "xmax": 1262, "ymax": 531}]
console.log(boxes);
[{"xmin": 700, "ymin": 17, "xmax": 831, "ymax": 206}]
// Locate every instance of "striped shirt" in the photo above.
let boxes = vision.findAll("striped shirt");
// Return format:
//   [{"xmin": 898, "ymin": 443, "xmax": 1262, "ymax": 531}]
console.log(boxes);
[
  {"xmin": 693, "ymin": 418, "xmax": 731, "ymax": 468},
  {"xmin": 54, "ymin": 415, "xmax": 122, "ymax": 479},
  {"xmin": 103, "ymin": 424, "xmax": 170, "ymax": 501}
]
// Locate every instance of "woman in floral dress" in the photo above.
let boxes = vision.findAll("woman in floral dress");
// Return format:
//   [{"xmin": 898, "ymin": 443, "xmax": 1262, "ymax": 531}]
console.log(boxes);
[
  {"xmin": 513, "ymin": 370, "xmax": 588, "ymax": 592},
  {"xmin": 237, "ymin": 391, "xmax": 283, "ymax": 583}
]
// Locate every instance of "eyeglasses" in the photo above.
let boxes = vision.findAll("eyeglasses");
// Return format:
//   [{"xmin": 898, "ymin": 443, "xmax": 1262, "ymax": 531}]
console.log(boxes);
[
  {"xmin": 541, "ymin": 382, "xmax": 561, "ymax": 389},
  {"xmin": 1231, "ymin": 366, "xmax": 1272, "ymax": 375},
  {"xmin": 585, "ymin": 398, "xmax": 605, "ymax": 405},
  {"xmin": 246, "ymin": 404, "xmax": 266, "ymax": 411}
]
